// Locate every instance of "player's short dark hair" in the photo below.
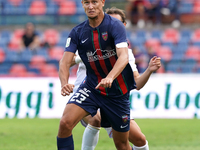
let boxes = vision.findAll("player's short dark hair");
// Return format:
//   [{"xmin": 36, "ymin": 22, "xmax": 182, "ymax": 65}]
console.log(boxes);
[{"xmin": 105, "ymin": 7, "xmax": 126, "ymax": 24}]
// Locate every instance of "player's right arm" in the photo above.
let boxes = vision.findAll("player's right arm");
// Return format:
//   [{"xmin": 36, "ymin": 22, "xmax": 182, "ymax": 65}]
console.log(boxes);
[
  {"xmin": 60, "ymin": 28, "xmax": 79, "ymax": 95},
  {"xmin": 59, "ymin": 51, "xmax": 75, "ymax": 96},
  {"xmin": 70, "ymin": 54, "xmax": 77, "ymax": 67}
]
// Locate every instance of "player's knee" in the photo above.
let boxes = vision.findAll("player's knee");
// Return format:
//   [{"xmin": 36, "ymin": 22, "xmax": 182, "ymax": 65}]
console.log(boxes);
[
  {"xmin": 59, "ymin": 117, "xmax": 74, "ymax": 131},
  {"xmin": 88, "ymin": 115, "xmax": 101, "ymax": 127},
  {"xmin": 133, "ymin": 134, "xmax": 146, "ymax": 147},
  {"xmin": 114, "ymin": 140, "xmax": 129, "ymax": 150}
]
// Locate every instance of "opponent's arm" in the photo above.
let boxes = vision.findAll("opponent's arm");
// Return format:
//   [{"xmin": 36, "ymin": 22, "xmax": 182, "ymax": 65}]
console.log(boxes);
[
  {"xmin": 134, "ymin": 56, "xmax": 161, "ymax": 90},
  {"xmin": 59, "ymin": 51, "xmax": 75, "ymax": 96},
  {"xmin": 96, "ymin": 46, "xmax": 129, "ymax": 89}
]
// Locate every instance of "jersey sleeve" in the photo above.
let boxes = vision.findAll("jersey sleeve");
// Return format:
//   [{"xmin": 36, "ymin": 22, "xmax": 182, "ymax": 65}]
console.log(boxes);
[
  {"xmin": 128, "ymin": 48, "xmax": 138, "ymax": 72},
  {"xmin": 111, "ymin": 20, "xmax": 127, "ymax": 46},
  {"xmin": 65, "ymin": 28, "xmax": 78, "ymax": 53}
]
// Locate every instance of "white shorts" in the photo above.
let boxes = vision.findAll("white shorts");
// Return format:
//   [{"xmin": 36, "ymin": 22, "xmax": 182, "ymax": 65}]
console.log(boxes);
[{"xmin": 130, "ymin": 109, "xmax": 134, "ymax": 120}]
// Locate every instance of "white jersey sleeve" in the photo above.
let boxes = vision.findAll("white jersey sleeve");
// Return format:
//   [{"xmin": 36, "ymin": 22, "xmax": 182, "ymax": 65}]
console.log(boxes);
[
  {"xmin": 128, "ymin": 49, "xmax": 137, "ymax": 120},
  {"xmin": 128, "ymin": 48, "xmax": 138, "ymax": 72},
  {"xmin": 73, "ymin": 52, "xmax": 87, "ymax": 93},
  {"xmin": 73, "ymin": 62, "xmax": 86, "ymax": 93}
]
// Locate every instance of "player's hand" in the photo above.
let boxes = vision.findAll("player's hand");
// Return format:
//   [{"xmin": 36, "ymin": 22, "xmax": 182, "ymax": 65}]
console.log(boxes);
[
  {"xmin": 95, "ymin": 77, "xmax": 113, "ymax": 89},
  {"xmin": 148, "ymin": 56, "xmax": 161, "ymax": 72},
  {"xmin": 61, "ymin": 84, "xmax": 74, "ymax": 96}
]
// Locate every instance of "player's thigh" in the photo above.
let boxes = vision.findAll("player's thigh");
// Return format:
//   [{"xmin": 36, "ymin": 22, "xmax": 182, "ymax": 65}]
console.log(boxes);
[
  {"xmin": 130, "ymin": 119, "xmax": 141, "ymax": 132},
  {"xmin": 129, "ymin": 119, "xmax": 146, "ymax": 146},
  {"xmin": 112, "ymin": 128, "xmax": 130, "ymax": 147},
  {"xmin": 61, "ymin": 103, "xmax": 90, "ymax": 127}
]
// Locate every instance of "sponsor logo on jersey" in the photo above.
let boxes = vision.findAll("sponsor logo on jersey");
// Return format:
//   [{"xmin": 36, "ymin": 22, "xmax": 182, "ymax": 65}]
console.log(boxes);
[
  {"xmin": 86, "ymin": 49, "xmax": 116, "ymax": 62},
  {"xmin": 102, "ymin": 32, "xmax": 108, "ymax": 41}
]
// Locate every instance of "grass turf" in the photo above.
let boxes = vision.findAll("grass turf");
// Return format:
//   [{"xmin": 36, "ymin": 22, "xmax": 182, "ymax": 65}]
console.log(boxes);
[{"xmin": 0, "ymin": 118, "xmax": 200, "ymax": 150}]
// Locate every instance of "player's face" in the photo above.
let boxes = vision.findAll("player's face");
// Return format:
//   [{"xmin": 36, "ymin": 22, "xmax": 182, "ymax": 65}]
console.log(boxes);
[
  {"xmin": 82, "ymin": 0, "xmax": 105, "ymax": 19},
  {"xmin": 109, "ymin": 14, "xmax": 126, "ymax": 27}
]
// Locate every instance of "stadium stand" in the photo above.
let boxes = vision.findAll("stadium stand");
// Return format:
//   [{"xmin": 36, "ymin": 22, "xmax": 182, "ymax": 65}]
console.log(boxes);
[
  {"xmin": 40, "ymin": 63, "xmax": 58, "ymax": 77},
  {"xmin": 43, "ymin": 29, "xmax": 60, "ymax": 47},
  {"xmin": 185, "ymin": 46, "xmax": 200, "ymax": 62},
  {"xmin": 156, "ymin": 46, "xmax": 172, "ymax": 63},
  {"xmin": 9, "ymin": 63, "xmax": 28, "ymax": 77},
  {"xmin": 0, "ymin": 0, "xmax": 200, "ymax": 77},
  {"xmin": 29, "ymin": 1, "xmax": 46, "ymax": 15},
  {"xmin": 58, "ymin": 1, "xmax": 76, "ymax": 15},
  {"xmin": 0, "ymin": 48, "xmax": 5, "ymax": 63},
  {"xmin": 29, "ymin": 55, "xmax": 46, "ymax": 70},
  {"xmin": 161, "ymin": 28, "xmax": 180, "ymax": 44},
  {"xmin": 2, "ymin": 27, "xmax": 200, "ymax": 77},
  {"xmin": 49, "ymin": 46, "xmax": 64, "ymax": 61}
]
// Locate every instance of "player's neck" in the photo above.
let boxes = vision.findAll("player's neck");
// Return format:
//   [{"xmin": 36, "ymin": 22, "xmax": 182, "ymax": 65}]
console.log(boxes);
[{"xmin": 88, "ymin": 11, "xmax": 104, "ymax": 28}]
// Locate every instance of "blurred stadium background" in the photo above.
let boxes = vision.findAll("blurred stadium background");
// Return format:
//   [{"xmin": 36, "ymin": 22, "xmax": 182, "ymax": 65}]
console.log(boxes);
[
  {"xmin": 0, "ymin": 0, "xmax": 200, "ymax": 76},
  {"xmin": 0, "ymin": 0, "xmax": 200, "ymax": 149}
]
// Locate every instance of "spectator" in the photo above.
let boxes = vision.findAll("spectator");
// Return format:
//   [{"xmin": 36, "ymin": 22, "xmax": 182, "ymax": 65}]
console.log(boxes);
[
  {"xmin": 163, "ymin": 0, "xmax": 181, "ymax": 28},
  {"xmin": 126, "ymin": 0, "xmax": 161, "ymax": 28},
  {"xmin": 19, "ymin": 22, "xmax": 40, "ymax": 51},
  {"xmin": 146, "ymin": 0, "xmax": 161, "ymax": 23},
  {"xmin": 148, "ymin": 0, "xmax": 181, "ymax": 26},
  {"xmin": 0, "ymin": 1, "xmax": 3, "ymax": 13},
  {"xmin": 126, "ymin": 0, "xmax": 148, "ymax": 28}
]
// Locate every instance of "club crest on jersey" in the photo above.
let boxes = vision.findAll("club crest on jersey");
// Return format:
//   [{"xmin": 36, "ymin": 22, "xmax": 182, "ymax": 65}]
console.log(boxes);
[
  {"xmin": 102, "ymin": 32, "xmax": 108, "ymax": 41},
  {"xmin": 122, "ymin": 115, "xmax": 128, "ymax": 123}
]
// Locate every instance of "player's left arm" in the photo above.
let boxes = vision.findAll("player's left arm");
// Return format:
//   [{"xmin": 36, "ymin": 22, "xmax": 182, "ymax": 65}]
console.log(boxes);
[
  {"xmin": 59, "ymin": 51, "xmax": 75, "ymax": 96},
  {"xmin": 134, "ymin": 56, "xmax": 161, "ymax": 90},
  {"xmin": 95, "ymin": 45, "xmax": 129, "ymax": 89}
]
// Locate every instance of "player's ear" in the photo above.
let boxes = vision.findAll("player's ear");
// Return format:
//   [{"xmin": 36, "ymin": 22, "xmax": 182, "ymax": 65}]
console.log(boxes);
[{"xmin": 102, "ymin": 0, "xmax": 105, "ymax": 7}]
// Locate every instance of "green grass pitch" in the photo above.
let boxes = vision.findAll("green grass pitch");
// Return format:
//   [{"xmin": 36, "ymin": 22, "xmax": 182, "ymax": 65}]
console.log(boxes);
[{"xmin": 0, "ymin": 118, "xmax": 200, "ymax": 150}]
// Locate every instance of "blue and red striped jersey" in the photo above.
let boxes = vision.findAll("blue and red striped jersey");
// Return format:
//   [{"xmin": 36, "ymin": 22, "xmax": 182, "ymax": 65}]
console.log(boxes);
[{"xmin": 65, "ymin": 13, "xmax": 136, "ymax": 97}]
